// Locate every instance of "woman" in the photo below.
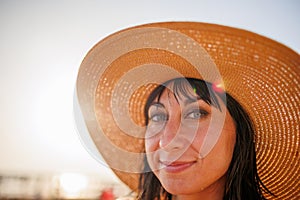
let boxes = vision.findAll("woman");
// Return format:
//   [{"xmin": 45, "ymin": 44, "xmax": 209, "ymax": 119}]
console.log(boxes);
[
  {"xmin": 75, "ymin": 22, "xmax": 299, "ymax": 199},
  {"xmin": 139, "ymin": 78, "xmax": 270, "ymax": 199}
]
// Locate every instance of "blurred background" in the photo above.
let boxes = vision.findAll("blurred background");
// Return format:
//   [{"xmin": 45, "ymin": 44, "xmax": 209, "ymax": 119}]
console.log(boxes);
[{"xmin": 0, "ymin": 0, "xmax": 299, "ymax": 199}]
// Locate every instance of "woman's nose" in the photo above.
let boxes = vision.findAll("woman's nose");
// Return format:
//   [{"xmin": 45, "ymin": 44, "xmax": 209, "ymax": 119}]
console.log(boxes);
[{"xmin": 159, "ymin": 117, "xmax": 183, "ymax": 151}]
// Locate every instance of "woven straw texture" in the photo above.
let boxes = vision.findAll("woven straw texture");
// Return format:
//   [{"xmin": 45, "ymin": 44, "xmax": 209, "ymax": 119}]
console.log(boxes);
[{"xmin": 76, "ymin": 22, "xmax": 300, "ymax": 199}]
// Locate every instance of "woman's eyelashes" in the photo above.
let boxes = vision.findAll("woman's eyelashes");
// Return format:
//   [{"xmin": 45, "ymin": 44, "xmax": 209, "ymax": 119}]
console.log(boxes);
[
  {"xmin": 184, "ymin": 108, "xmax": 209, "ymax": 120},
  {"xmin": 183, "ymin": 100, "xmax": 211, "ymax": 121},
  {"xmin": 149, "ymin": 112, "xmax": 168, "ymax": 123},
  {"xmin": 148, "ymin": 103, "xmax": 168, "ymax": 124}
]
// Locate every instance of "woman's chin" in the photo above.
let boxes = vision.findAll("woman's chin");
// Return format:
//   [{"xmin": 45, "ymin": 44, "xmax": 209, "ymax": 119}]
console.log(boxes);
[{"xmin": 161, "ymin": 180, "xmax": 199, "ymax": 195}]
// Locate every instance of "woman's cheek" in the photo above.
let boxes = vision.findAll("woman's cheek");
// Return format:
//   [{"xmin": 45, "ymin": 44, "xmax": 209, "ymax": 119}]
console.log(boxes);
[
  {"xmin": 145, "ymin": 132, "xmax": 160, "ymax": 153},
  {"xmin": 189, "ymin": 125, "xmax": 209, "ymax": 152},
  {"xmin": 145, "ymin": 132, "xmax": 160, "ymax": 170}
]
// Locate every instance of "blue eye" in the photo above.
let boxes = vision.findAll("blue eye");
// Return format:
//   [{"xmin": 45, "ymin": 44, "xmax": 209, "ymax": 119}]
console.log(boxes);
[
  {"xmin": 185, "ymin": 109, "xmax": 208, "ymax": 119},
  {"xmin": 150, "ymin": 113, "xmax": 168, "ymax": 122}
]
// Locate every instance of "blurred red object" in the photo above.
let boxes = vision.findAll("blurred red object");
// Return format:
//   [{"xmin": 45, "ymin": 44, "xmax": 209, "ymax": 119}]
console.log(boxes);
[{"xmin": 99, "ymin": 188, "xmax": 115, "ymax": 200}]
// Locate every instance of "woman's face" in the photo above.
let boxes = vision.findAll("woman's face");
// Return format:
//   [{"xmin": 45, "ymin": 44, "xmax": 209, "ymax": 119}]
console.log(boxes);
[{"xmin": 145, "ymin": 84, "xmax": 236, "ymax": 196}]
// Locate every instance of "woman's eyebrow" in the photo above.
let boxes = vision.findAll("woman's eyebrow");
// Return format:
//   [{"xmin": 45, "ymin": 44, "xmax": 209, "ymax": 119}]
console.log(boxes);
[
  {"xmin": 183, "ymin": 98, "xmax": 199, "ymax": 106},
  {"xmin": 183, "ymin": 98, "xmax": 209, "ymax": 107},
  {"xmin": 149, "ymin": 102, "xmax": 165, "ymax": 108}
]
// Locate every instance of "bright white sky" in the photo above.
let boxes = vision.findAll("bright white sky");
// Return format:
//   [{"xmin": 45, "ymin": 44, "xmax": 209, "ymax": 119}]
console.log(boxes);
[{"xmin": 0, "ymin": 0, "xmax": 299, "ymax": 184}]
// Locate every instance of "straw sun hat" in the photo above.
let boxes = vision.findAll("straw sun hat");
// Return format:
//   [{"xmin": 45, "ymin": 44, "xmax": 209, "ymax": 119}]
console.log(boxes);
[{"xmin": 75, "ymin": 22, "xmax": 299, "ymax": 199}]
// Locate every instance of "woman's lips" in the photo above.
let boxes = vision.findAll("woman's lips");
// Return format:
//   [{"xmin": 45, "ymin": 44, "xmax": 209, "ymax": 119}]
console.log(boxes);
[{"xmin": 160, "ymin": 161, "xmax": 196, "ymax": 173}]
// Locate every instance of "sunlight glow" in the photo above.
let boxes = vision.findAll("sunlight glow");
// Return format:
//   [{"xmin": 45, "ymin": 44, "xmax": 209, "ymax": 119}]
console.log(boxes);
[{"xmin": 59, "ymin": 173, "xmax": 88, "ymax": 198}]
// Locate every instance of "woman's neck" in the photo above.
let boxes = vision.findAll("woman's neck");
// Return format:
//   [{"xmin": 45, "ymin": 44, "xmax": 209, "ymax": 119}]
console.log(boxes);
[{"xmin": 174, "ymin": 192, "xmax": 223, "ymax": 200}]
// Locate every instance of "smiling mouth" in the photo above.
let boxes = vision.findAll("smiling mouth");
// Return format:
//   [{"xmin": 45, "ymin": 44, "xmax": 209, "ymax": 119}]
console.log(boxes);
[{"xmin": 160, "ymin": 161, "xmax": 196, "ymax": 173}]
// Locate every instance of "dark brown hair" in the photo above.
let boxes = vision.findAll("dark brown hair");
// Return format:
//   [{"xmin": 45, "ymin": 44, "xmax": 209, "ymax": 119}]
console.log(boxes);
[{"xmin": 138, "ymin": 78, "xmax": 272, "ymax": 200}]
